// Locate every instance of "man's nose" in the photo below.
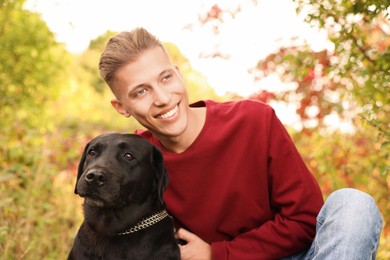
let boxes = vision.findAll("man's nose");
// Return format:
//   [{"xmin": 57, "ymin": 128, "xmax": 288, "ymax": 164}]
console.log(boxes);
[{"xmin": 153, "ymin": 86, "xmax": 171, "ymax": 106}]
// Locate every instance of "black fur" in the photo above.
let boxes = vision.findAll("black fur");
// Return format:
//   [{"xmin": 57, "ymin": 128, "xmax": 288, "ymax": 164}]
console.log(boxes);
[{"xmin": 68, "ymin": 133, "xmax": 180, "ymax": 260}]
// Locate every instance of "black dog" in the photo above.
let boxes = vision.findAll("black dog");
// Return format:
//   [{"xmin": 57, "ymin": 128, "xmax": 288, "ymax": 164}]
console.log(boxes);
[{"xmin": 68, "ymin": 133, "xmax": 180, "ymax": 260}]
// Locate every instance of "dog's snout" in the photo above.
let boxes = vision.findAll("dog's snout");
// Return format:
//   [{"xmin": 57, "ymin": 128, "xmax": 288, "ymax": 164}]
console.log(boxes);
[{"xmin": 85, "ymin": 170, "xmax": 106, "ymax": 186}]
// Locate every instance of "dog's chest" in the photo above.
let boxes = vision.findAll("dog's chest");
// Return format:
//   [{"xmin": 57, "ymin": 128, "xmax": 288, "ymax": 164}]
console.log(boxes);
[{"xmin": 73, "ymin": 222, "xmax": 180, "ymax": 260}]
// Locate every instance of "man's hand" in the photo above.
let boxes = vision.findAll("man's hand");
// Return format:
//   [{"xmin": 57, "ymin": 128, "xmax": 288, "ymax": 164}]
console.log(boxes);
[{"xmin": 176, "ymin": 228, "xmax": 212, "ymax": 260}]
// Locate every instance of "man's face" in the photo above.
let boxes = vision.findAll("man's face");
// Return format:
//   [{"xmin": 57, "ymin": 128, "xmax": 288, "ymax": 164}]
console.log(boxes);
[{"xmin": 111, "ymin": 47, "xmax": 190, "ymax": 139}]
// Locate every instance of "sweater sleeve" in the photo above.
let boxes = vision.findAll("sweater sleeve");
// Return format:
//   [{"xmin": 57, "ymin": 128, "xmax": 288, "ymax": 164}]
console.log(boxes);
[{"xmin": 211, "ymin": 107, "xmax": 324, "ymax": 259}]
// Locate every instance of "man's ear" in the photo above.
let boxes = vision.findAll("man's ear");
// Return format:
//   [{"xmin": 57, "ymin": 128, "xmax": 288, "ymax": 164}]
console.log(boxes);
[
  {"xmin": 174, "ymin": 65, "xmax": 181, "ymax": 74},
  {"xmin": 111, "ymin": 99, "xmax": 131, "ymax": 117}
]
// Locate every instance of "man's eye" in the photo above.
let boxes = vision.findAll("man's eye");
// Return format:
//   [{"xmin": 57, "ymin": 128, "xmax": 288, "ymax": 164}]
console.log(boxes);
[
  {"xmin": 88, "ymin": 150, "xmax": 96, "ymax": 156},
  {"xmin": 123, "ymin": 153, "xmax": 134, "ymax": 161},
  {"xmin": 134, "ymin": 88, "xmax": 147, "ymax": 97},
  {"xmin": 162, "ymin": 74, "xmax": 172, "ymax": 82}
]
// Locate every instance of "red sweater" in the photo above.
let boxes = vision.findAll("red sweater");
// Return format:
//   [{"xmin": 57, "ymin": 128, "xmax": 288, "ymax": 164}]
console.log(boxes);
[{"xmin": 136, "ymin": 100, "xmax": 323, "ymax": 259}]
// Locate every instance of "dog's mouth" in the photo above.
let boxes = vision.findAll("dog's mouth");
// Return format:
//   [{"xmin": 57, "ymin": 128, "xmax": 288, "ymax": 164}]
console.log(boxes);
[
  {"xmin": 85, "ymin": 197, "xmax": 105, "ymax": 208},
  {"xmin": 77, "ymin": 189, "xmax": 106, "ymax": 208},
  {"xmin": 79, "ymin": 191, "xmax": 126, "ymax": 208}
]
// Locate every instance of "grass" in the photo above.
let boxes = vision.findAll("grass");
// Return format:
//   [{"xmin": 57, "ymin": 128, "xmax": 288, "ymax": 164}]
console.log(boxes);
[
  {"xmin": 1, "ymin": 168, "xmax": 81, "ymax": 259},
  {"xmin": 0, "ymin": 141, "xmax": 82, "ymax": 259}
]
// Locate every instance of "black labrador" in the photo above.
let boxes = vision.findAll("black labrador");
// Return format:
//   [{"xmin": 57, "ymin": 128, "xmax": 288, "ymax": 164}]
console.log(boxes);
[{"xmin": 68, "ymin": 133, "xmax": 180, "ymax": 260}]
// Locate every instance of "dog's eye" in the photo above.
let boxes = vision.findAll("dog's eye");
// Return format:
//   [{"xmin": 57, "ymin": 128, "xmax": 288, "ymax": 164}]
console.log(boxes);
[
  {"xmin": 123, "ymin": 153, "xmax": 134, "ymax": 161},
  {"xmin": 88, "ymin": 150, "xmax": 97, "ymax": 157}
]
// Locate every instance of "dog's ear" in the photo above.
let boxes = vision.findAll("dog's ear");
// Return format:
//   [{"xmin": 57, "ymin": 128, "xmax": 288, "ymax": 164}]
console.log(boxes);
[
  {"xmin": 74, "ymin": 141, "xmax": 90, "ymax": 194},
  {"xmin": 152, "ymin": 146, "xmax": 169, "ymax": 205}
]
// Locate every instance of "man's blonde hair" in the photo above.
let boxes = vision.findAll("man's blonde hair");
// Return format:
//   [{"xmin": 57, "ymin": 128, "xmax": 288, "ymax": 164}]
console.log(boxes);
[{"xmin": 99, "ymin": 27, "xmax": 167, "ymax": 89}]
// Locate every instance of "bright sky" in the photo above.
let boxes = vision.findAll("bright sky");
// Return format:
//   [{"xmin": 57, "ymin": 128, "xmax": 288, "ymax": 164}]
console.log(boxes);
[{"xmin": 24, "ymin": 0, "xmax": 332, "ymax": 125}]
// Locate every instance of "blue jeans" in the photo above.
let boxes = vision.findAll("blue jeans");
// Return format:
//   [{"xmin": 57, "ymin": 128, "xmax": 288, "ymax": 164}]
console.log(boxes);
[{"xmin": 283, "ymin": 188, "xmax": 383, "ymax": 260}]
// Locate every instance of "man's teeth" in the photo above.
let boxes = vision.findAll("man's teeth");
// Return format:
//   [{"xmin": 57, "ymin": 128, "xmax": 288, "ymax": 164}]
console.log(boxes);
[{"xmin": 159, "ymin": 105, "xmax": 178, "ymax": 119}]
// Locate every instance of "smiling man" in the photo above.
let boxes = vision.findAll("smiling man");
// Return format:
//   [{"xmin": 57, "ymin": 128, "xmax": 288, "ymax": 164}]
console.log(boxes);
[
  {"xmin": 107, "ymin": 44, "xmax": 205, "ymax": 154},
  {"xmin": 98, "ymin": 27, "xmax": 383, "ymax": 260}
]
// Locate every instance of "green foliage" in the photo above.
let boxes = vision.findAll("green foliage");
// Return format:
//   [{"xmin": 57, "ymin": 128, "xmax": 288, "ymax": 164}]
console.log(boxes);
[
  {"xmin": 291, "ymin": 124, "xmax": 389, "ymax": 220},
  {"xmin": 0, "ymin": 0, "xmax": 70, "ymax": 188},
  {"xmin": 293, "ymin": 0, "xmax": 389, "ymax": 142},
  {"xmin": 74, "ymin": 31, "xmax": 117, "ymax": 93},
  {"xmin": 252, "ymin": 0, "xmax": 390, "ymax": 256},
  {"xmin": 0, "ymin": 146, "xmax": 82, "ymax": 259},
  {"xmin": 0, "ymin": 0, "xmax": 67, "ymax": 177},
  {"xmin": 0, "ymin": 0, "xmax": 67, "ymax": 129},
  {"xmin": 290, "ymin": 125, "xmax": 390, "ymax": 259}
]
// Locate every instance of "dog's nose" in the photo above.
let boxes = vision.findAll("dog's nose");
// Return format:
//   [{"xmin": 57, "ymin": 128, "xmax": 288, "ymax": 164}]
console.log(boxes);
[{"xmin": 85, "ymin": 171, "xmax": 106, "ymax": 186}]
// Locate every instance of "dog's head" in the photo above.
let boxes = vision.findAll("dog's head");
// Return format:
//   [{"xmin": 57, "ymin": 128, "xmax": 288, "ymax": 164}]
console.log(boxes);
[{"xmin": 75, "ymin": 133, "xmax": 168, "ymax": 209}]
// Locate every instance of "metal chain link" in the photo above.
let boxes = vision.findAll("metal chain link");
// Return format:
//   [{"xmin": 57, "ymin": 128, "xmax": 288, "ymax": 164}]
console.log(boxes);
[{"xmin": 117, "ymin": 210, "xmax": 170, "ymax": 236}]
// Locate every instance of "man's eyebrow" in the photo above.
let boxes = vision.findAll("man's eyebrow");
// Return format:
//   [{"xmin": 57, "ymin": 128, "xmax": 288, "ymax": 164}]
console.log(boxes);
[
  {"xmin": 129, "ymin": 83, "xmax": 146, "ymax": 91},
  {"xmin": 160, "ymin": 68, "xmax": 173, "ymax": 76}
]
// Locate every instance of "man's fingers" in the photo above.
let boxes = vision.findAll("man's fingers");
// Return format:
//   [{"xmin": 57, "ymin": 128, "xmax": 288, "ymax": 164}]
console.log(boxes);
[{"xmin": 177, "ymin": 228, "xmax": 194, "ymax": 242}]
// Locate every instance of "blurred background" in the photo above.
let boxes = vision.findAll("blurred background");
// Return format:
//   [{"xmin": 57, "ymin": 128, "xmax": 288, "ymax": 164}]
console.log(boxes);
[{"xmin": 1, "ymin": 0, "xmax": 389, "ymax": 259}]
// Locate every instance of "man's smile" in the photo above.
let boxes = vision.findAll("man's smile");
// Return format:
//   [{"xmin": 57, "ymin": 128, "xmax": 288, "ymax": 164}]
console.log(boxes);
[{"xmin": 156, "ymin": 104, "xmax": 179, "ymax": 119}]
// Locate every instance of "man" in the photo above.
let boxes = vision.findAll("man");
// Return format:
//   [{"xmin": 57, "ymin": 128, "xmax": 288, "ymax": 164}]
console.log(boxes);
[{"xmin": 98, "ymin": 27, "xmax": 383, "ymax": 259}]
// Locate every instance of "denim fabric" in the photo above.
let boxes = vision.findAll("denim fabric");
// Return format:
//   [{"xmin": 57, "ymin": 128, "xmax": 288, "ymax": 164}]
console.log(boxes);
[{"xmin": 282, "ymin": 188, "xmax": 383, "ymax": 260}]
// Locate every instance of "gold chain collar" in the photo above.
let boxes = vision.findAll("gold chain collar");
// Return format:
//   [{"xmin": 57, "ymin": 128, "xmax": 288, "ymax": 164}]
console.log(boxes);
[{"xmin": 117, "ymin": 210, "xmax": 170, "ymax": 236}]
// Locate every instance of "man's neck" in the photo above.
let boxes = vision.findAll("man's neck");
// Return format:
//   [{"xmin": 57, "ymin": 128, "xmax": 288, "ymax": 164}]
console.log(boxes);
[{"xmin": 157, "ymin": 106, "xmax": 206, "ymax": 153}]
